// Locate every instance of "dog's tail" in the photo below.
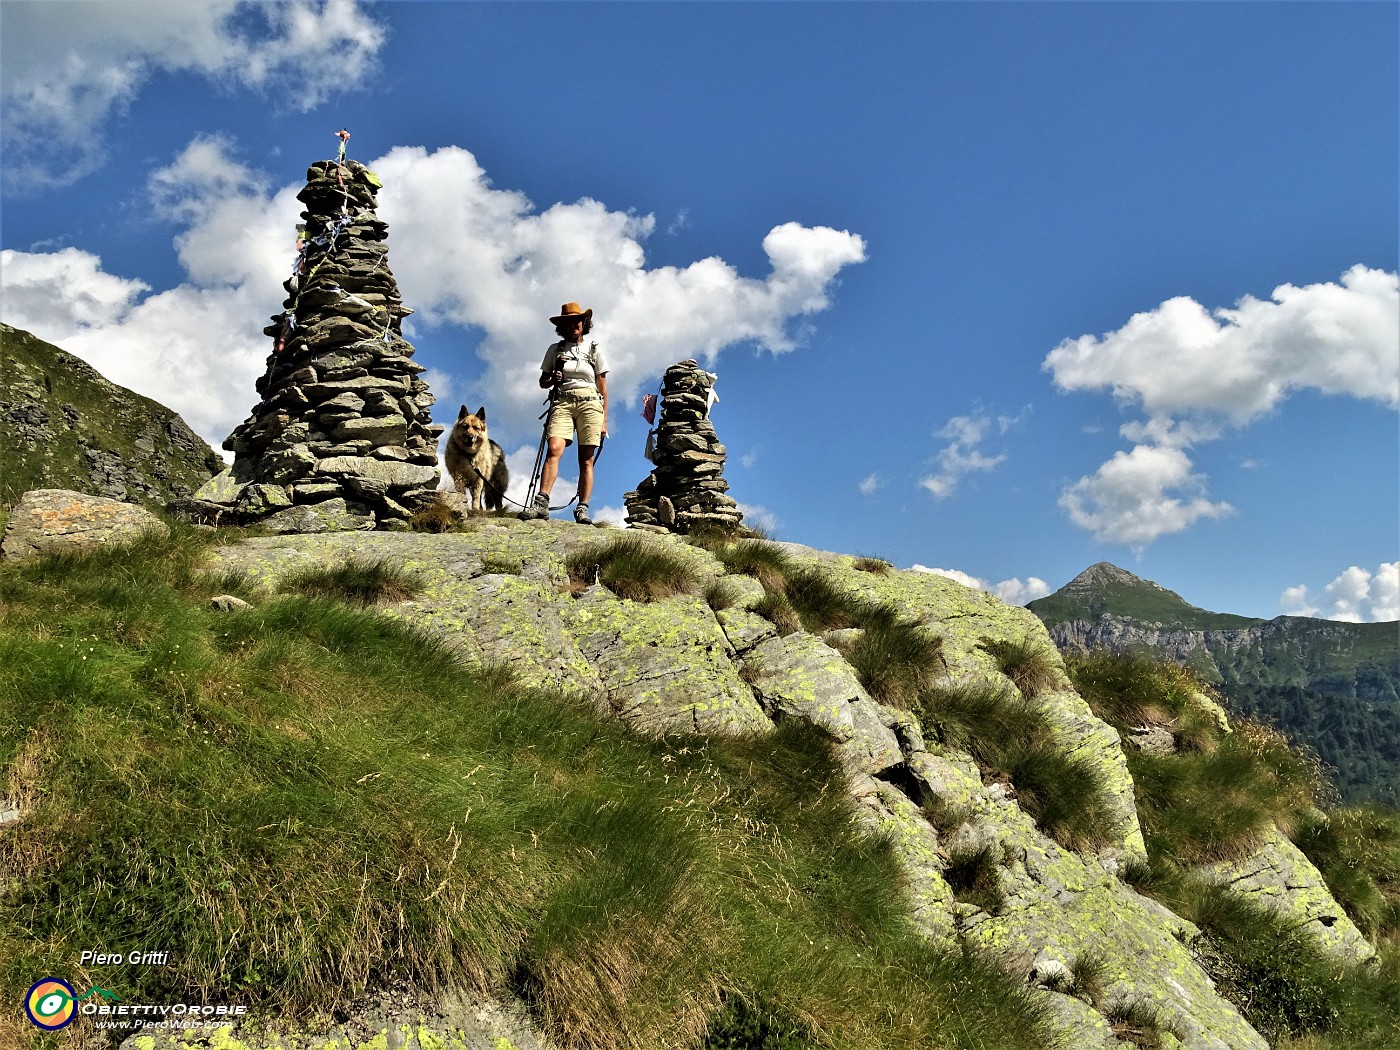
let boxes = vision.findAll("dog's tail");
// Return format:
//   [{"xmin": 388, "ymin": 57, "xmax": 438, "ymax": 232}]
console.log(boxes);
[{"xmin": 486, "ymin": 440, "xmax": 510, "ymax": 512}]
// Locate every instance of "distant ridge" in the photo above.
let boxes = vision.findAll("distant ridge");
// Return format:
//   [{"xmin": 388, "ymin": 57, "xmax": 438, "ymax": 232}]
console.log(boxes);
[
  {"xmin": 1030, "ymin": 562, "xmax": 1400, "ymax": 804},
  {"xmin": 1028, "ymin": 562, "xmax": 1257, "ymax": 631}
]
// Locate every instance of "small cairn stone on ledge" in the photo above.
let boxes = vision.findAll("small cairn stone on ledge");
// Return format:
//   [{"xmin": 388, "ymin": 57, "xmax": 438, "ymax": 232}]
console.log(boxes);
[
  {"xmin": 623, "ymin": 360, "xmax": 743, "ymax": 534},
  {"xmin": 177, "ymin": 149, "xmax": 442, "ymax": 532}
]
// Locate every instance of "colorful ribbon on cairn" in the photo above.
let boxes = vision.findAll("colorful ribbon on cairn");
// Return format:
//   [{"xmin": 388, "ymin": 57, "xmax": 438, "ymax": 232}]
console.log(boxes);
[{"xmin": 274, "ymin": 129, "xmax": 395, "ymax": 353}]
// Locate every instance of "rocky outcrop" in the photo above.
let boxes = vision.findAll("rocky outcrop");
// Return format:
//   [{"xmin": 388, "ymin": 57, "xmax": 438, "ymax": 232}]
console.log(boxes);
[
  {"xmin": 1, "ymin": 488, "xmax": 168, "ymax": 562},
  {"xmin": 205, "ymin": 525, "xmax": 1365, "ymax": 1049},
  {"xmin": 0, "ymin": 324, "xmax": 223, "ymax": 510},
  {"xmin": 1197, "ymin": 826, "xmax": 1375, "ymax": 966},
  {"xmin": 623, "ymin": 360, "xmax": 743, "ymax": 533},
  {"xmin": 198, "ymin": 155, "xmax": 441, "ymax": 530}
]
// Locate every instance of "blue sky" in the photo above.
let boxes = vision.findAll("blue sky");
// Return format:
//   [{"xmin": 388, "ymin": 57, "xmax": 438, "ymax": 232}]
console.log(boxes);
[{"xmin": 2, "ymin": 1, "xmax": 1396, "ymax": 621}]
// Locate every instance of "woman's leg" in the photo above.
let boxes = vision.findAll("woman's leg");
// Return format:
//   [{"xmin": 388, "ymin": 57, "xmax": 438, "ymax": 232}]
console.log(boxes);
[
  {"xmin": 540, "ymin": 437, "xmax": 568, "ymax": 497},
  {"xmin": 576, "ymin": 444, "xmax": 598, "ymax": 505}
]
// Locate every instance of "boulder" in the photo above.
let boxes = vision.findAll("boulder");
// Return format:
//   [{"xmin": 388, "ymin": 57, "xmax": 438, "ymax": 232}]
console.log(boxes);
[{"xmin": 1, "ymin": 489, "xmax": 168, "ymax": 562}]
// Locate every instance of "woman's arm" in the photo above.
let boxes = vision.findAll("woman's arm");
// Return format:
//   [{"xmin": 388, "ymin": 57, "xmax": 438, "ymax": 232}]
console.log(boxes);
[
  {"xmin": 539, "ymin": 344, "xmax": 559, "ymax": 388},
  {"xmin": 596, "ymin": 372, "xmax": 609, "ymax": 437}
]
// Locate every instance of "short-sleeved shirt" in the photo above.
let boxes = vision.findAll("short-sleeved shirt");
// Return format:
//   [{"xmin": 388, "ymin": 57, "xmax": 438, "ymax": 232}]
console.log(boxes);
[{"xmin": 541, "ymin": 340, "xmax": 608, "ymax": 395}]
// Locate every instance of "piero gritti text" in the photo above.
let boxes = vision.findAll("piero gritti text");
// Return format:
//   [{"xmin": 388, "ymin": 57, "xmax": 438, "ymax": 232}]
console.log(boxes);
[{"xmin": 80, "ymin": 950, "xmax": 171, "ymax": 966}]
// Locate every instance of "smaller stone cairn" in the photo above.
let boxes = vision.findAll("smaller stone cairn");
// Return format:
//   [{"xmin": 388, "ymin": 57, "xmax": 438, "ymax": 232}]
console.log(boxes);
[
  {"xmin": 196, "ymin": 151, "xmax": 441, "ymax": 530},
  {"xmin": 623, "ymin": 360, "xmax": 743, "ymax": 533}
]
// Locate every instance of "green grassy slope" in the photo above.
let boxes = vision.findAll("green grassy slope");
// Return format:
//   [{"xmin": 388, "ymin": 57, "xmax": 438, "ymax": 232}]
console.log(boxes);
[{"xmin": 0, "ymin": 528, "xmax": 1049, "ymax": 1050}]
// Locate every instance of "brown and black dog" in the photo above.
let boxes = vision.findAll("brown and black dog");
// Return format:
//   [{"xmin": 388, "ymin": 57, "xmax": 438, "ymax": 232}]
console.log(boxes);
[{"xmin": 445, "ymin": 405, "xmax": 510, "ymax": 511}]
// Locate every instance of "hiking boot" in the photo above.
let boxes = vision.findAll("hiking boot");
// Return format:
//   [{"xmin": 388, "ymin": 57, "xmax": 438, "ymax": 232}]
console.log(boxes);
[
  {"xmin": 573, "ymin": 503, "xmax": 592, "ymax": 525},
  {"xmin": 519, "ymin": 492, "xmax": 550, "ymax": 520}
]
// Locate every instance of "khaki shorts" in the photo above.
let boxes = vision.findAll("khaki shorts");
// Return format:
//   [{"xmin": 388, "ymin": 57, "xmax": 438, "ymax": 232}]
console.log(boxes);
[{"xmin": 547, "ymin": 392, "xmax": 605, "ymax": 447}]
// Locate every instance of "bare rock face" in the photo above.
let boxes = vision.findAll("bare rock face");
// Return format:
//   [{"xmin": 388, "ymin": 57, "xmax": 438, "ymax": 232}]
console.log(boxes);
[
  {"xmin": 623, "ymin": 360, "xmax": 743, "ymax": 533},
  {"xmin": 200, "ymin": 156, "xmax": 442, "ymax": 530},
  {"xmin": 1, "ymin": 489, "xmax": 168, "ymax": 562}
]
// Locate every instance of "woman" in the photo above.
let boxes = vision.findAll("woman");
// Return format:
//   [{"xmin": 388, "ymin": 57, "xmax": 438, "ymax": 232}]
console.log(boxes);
[{"xmin": 520, "ymin": 302, "xmax": 609, "ymax": 523}]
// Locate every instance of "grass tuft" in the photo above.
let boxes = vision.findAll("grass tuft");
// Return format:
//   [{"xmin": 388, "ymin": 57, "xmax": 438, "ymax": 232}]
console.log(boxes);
[
  {"xmin": 279, "ymin": 557, "xmax": 425, "ymax": 606},
  {"xmin": 703, "ymin": 577, "xmax": 747, "ymax": 613},
  {"xmin": 1068, "ymin": 951, "xmax": 1107, "ymax": 1008},
  {"xmin": 751, "ymin": 590, "xmax": 801, "ymax": 636},
  {"xmin": 851, "ymin": 556, "xmax": 893, "ymax": 575},
  {"xmin": 564, "ymin": 534, "xmax": 703, "ymax": 602},
  {"xmin": 981, "ymin": 634, "xmax": 1061, "ymax": 698},
  {"xmin": 842, "ymin": 616, "xmax": 944, "ymax": 710},
  {"xmin": 1103, "ymin": 999, "xmax": 1180, "ymax": 1049},
  {"xmin": 914, "ymin": 678, "xmax": 1119, "ymax": 851},
  {"xmin": 408, "ymin": 493, "xmax": 461, "ymax": 533},
  {"xmin": 943, "ymin": 841, "xmax": 1005, "ymax": 914},
  {"xmin": 700, "ymin": 994, "xmax": 816, "ymax": 1050},
  {"xmin": 481, "ymin": 551, "xmax": 524, "ymax": 575},
  {"xmin": 1069, "ymin": 650, "xmax": 1222, "ymax": 754},
  {"xmin": 713, "ymin": 539, "xmax": 796, "ymax": 593},
  {"xmin": 784, "ymin": 568, "xmax": 868, "ymax": 633},
  {"xmin": 684, "ymin": 522, "xmax": 744, "ymax": 552}
]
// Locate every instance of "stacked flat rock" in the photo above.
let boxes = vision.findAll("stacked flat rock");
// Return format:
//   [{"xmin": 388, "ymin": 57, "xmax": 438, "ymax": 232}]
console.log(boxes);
[
  {"xmin": 623, "ymin": 360, "xmax": 743, "ymax": 533},
  {"xmin": 218, "ymin": 158, "xmax": 442, "ymax": 527}
]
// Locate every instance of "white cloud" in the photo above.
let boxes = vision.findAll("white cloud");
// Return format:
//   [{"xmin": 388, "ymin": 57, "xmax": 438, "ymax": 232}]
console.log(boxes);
[
  {"xmin": 1046, "ymin": 267, "xmax": 1396, "ymax": 550},
  {"xmin": 0, "ymin": 247, "xmax": 149, "ymax": 330},
  {"xmin": 372, "ymin": 145, "xmax": 867, "ymax": 433},
  {"xmin": 737, "ymin": 503, "xmax": 779, "ymax": 534},
  {"xmin": 423, "ymin": 370, "xmax": 457, "ymax": 413},
  {"xmin": 991, "ymin": 576, "xmax": 1053, "ymax": 605},
  {"xmin": 0, "ymin": 136, "xmax": 865, "ymax": 463},
  {"xmin": 1282, "ymin": 562, "xmax": 1399, "ymax": 623},
  {"xmin": 503, "ymin": 444, "xmax": 545, "ymax": 509},
  {"xmin": 1279, "ymin": 584, "xmax": 1317, "ymax": 618},
  {"xmin": 909, "ymin": 565, "xmax": 1051, "ymax": 606},
  {"xmin": 0, "ymin": 138, "xmax": 301, "ymax": 447},
  {"xmin": 1044, "ymin": 266, "xmax": 1400, "ymax": 425},
  {"xmin": 149, "ymin": 135, "xmax": 303, "ymax": 287},
  {"xmin": 919, "ymin": 408, "xmax": 1023, "ymax": 499},
  {"xmin": 0, "ymin": 248, "xmax": 271, "ymax": 450},
  {"xmin": 1058, "ymin": 444, "xmax": 1234, "ymax": 549},
  {"xmin": 858, "ymin": 472, "xmax": 881, "ymax": 496},
  {"xmin": 1, "ymin": 0, "xmax": 386, "ymax": 187}
]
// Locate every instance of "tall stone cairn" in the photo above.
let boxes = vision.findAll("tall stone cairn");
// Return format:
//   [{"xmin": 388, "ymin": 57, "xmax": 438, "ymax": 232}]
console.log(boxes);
[
  {"xmin": 623, "ymin": 360, "xmax": 744, "ymax": 533},
  {"xmin": 220, "ymin": 157, "xmax": 442, "ymax": 528}
]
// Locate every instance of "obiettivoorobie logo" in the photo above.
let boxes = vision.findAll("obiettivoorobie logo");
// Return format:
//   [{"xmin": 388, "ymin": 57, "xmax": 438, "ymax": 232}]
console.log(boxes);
[{"xmin": 25, "ymin": 977, "xmax": 120, "ymax": 1030}]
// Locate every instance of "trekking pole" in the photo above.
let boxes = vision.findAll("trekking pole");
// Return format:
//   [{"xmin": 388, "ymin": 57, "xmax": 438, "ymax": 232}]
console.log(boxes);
[{"xmin": 524, "ymin": 390, "xmax": 554, "ymax": 510}]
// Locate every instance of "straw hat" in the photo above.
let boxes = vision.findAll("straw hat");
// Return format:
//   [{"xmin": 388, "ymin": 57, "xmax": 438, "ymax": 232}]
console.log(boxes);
[{"xmin": 550, "ymin": 302, "xmax": 593, "ymax": 325}]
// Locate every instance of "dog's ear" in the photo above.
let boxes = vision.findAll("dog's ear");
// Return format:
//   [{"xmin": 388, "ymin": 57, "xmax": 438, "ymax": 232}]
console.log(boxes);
[
  {"xmin": 457, "ymin": 405, "xmax": 468, "ymax": 421},
  {"xmin": 476, "ymin": 406, "xmax": 486, "ymax": 422}
]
